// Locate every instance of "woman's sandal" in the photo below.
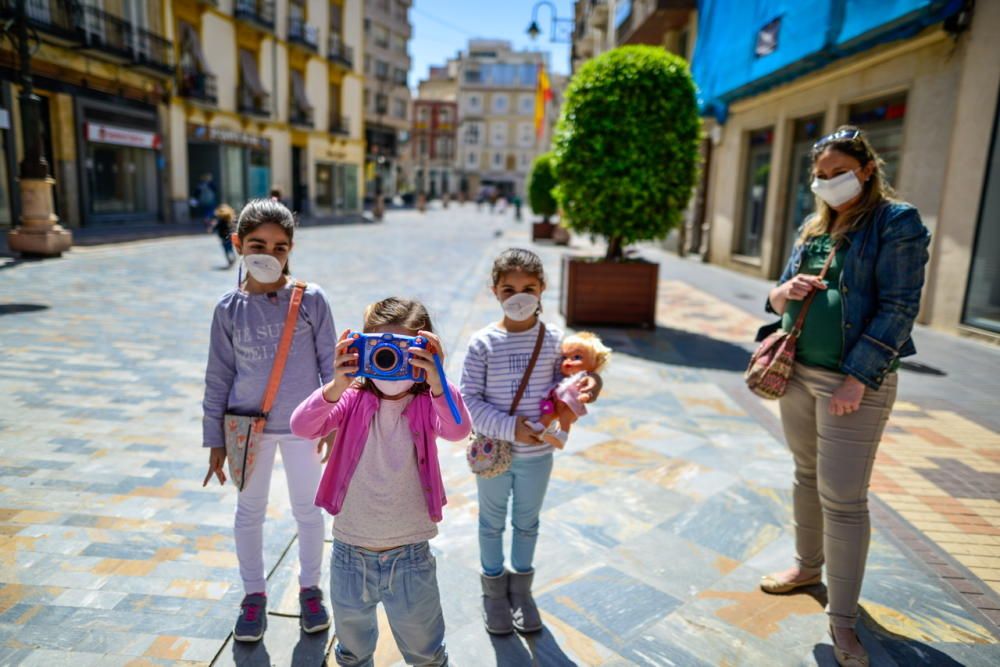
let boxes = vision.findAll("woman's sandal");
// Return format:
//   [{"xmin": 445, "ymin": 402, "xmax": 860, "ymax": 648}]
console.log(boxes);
[
  {"xmin": 759, "ymin": 571, "xmax": 823, "ymax": 594},
  {"xmin": 829, "ymin": 625, "xmax": 869, "ymax": 667}
]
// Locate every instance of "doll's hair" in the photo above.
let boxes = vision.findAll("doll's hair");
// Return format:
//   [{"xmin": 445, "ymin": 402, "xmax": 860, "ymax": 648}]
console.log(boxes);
[{"xmin": 564, "ymin": 331, "xmax": 612, "ymax": 373}]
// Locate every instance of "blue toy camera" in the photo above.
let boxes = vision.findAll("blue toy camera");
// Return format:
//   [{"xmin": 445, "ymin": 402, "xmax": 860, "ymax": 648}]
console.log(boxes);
[{"xmin": 347, "ymin": 332, "xmax": 428, "ymax": 382}]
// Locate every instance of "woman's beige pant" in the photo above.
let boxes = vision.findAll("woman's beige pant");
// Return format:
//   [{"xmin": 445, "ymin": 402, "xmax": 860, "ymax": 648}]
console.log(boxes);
[{"xmin": 778, "ymin": 363, "xmax": 897, "ymax": 628}]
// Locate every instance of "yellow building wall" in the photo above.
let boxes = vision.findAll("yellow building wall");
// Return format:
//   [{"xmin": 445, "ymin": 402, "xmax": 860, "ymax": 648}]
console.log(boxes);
[{"xmin": 204, "ymin": 12, "xmax": 239, "ymax": 112}]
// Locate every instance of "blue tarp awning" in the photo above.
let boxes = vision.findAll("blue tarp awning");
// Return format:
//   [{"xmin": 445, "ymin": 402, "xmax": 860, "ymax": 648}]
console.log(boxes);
[{"xmin": 692, "ymin": 0, "xmax": 964, "ymax": 123}]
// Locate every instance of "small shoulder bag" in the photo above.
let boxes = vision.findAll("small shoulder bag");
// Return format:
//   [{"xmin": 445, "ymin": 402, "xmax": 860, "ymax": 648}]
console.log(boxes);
[
  {"xmin": 745, "ymin": 245, "xmax": 838, "ymax": 400},
  {"xmin": 466, "ymin": 323, "xmax": 547, "ymax": 478},
  {"xmin": 224, "ymin": 281, "xmax": 305, "ymax": 491}
]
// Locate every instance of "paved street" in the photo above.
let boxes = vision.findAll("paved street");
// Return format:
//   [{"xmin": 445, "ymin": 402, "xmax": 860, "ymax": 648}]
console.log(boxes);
[{"xmin": 1, "ymin": 204, "xmax": 998, "ymax": 666}]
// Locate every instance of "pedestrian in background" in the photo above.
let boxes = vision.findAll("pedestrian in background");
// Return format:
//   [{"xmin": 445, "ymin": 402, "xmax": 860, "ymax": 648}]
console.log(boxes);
[
  {"xmin": 210, "ymin": 204, "xmax": 237, "ymax": 267},
  {"xmin": 461, "ymin": 248, "xmax": 601, "ymax": 635},
  {"xmin": 194, "ymin": 172, "xmax": 218, "ymax": 223},
  {"xmin": 760, "ymin": 126, "xmax": 930, "ymax": 667},
  {"xmin": 290, "ymin": 297, "xmax": 471, "ymax": 667},
  {"xmin": 201, "ymin": 198, "xmax": 338, "ymax": 643}
]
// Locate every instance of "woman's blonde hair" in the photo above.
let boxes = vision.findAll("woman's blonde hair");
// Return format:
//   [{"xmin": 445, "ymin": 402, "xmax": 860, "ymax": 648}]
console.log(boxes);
[
  {"xmin": 358, "ymin": 297, "xmax": 435, "ymax": 396},
  {"xmin": 564, "ymin": 331, "xmax": 612, "ymax": 373},
  {"xmin": 798, "ymin": 125, "xmax": 896, "ymax": 244}
]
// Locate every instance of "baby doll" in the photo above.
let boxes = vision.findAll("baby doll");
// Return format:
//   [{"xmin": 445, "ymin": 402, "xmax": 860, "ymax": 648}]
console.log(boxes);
[{"xmin": 527, "ymin": 331, "xmax": 611, "ymax": 448}]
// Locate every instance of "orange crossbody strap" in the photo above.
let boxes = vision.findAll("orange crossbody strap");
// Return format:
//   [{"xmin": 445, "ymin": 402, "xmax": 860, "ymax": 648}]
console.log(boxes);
[{"xmin": 260, "ymin": 281, "xmax": 306, "ymax": 416}]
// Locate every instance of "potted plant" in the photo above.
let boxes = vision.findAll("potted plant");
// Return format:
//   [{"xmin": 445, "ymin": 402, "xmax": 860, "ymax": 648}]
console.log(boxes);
[
  {"xmin": 553, "ymin": 46, "xmax": 700, "ymax": 328},
  {"xmin": 527, "ymin": 152, "xmax": 558, "ymax": 241}
]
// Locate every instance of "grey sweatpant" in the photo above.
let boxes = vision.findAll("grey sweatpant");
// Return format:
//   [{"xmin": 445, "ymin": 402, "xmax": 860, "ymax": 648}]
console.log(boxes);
[{"xmin": 778, "ymin": 363, "xmax": 897, "ymax": 628}]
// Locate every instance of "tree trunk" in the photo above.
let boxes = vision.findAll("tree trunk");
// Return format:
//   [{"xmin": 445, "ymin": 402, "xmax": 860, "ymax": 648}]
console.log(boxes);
[{"xmin": 606, "ymin": 235, "xmax": 624, "ymax": 262}]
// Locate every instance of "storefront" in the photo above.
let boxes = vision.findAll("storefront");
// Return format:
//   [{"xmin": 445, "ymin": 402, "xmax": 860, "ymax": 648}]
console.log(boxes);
[
  {"xmin": 0, "ymin": 85, "xmax": 15, "ymax": 232},
  {"xmin": 76, "ymin": 99, "xmax": 162, "ymax": 225},
  {"xmin": 315, "ymin": 160, "xmax": 359, "ymax": 214},
  {"xmin": 187, "ymin": 124, "xmax": 271, "ymax": 216}
]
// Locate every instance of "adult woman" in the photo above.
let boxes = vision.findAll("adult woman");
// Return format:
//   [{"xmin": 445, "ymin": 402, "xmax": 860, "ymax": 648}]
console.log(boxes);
[{"xmin": 760, "ymin": 126, "xmax": 930, "ymax": 666}]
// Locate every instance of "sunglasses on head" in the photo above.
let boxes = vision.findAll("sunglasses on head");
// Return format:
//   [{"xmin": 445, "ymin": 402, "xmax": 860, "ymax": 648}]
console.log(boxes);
[{"xmin": 813, "ymin": 129, "xmax": 861, "ymax": 150}]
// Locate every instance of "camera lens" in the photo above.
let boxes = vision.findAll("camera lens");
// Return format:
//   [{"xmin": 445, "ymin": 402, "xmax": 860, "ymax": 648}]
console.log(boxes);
[{"xmin": 374, "ymin": 347, "xmax": 398, "ymax": 371}]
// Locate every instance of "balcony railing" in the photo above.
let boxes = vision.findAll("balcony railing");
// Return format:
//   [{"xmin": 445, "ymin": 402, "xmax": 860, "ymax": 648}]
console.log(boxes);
[
  {"xmin": 178, "ymin": 68, "xmax": 218, "ymax": 105},
  {"xmin": 290, "ymin": 107, "xmax": 314, "ymax": 127},
  {"xmin": 288, "ymin": 17, "xmax": 319, "ymax": 50},
  {"xmin": 81, "ymin": 4, "xmax": 133, "ymax": 61},
  {"xmin": 3, "ymin": 0, "xmax": 81, "ymax": 44},
  {"xmin": 328, "ymin": 34, "xmax": 354, "ymax": 69},
  {"xmin": 238, "ymin": 85, "xmax": 271, "ymax": 117},
  {"xmin": 133, "ymin": 27, "xmax": 174, "ymax": 74},
  {"xmin": 329, "ymin": 113, "xmax": 350, "ymax": 136},
  {"xmin": 235, "ymin": 0, "xmax": 275, "ymax": 31}
]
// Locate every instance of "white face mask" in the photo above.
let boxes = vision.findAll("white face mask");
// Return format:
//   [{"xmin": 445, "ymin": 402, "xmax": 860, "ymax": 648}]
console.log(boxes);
[
  {"xmin": 811, "ymin": 170, "xmax": 863, "ymax": 208},
  {"xmin": 501, "ymin": 293, "xmax": 540, "ymax": 322},
  {"xmin": 243, "ymin": 254, "xmax": 284, "ymax": 284},
  {"xmin": 372, "ymin": 378, "xmax": 415, "ymax": 396}
]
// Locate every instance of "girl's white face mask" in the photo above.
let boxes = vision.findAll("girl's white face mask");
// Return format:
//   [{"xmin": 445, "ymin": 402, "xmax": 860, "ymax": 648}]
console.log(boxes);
[
  {"xmin": 243, "ymin": 254, "xmax": 283, "ymax": 284},
  {"xmin": 811, "ymin": 170, "xmax": 863, "ymax": 208},
  {"xmin": 372, "ymin": 378, "xmax": 415, "ymax": 396},
  {"xmin": 501, "ymin": 293, "xmax": 540, "ymax": 322}
]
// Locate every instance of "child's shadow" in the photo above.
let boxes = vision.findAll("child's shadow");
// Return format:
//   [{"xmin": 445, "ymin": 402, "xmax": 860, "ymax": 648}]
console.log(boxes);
[
  {"xmin": 231, "ymin": 628, "xmax": 330, "ymax": 667},
  {"xmin": 489, "ymin": 627, "xmax": 577, "ymax": 667}
]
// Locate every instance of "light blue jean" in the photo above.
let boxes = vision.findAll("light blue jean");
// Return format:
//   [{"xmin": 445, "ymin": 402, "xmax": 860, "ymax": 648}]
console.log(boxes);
[
  {"xmin": 477, "ymin": 453, "xmax": 554, "ymax": 576},
  {"xmin": 330, "ymin": 540, "xmax": 447, "ymax": 667}
]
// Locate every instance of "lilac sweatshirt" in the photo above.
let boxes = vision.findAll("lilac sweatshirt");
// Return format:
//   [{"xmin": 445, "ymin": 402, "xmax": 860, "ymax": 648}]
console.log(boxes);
[{"xmin": 202, "ymin": 282, "xmax": 336, "ymax": 447}]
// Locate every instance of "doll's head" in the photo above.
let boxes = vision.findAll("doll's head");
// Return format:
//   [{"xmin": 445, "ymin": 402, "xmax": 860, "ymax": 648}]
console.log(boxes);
[{"xmin": 560, "ymin": 332, "xmax": 611, "ymax": 377}]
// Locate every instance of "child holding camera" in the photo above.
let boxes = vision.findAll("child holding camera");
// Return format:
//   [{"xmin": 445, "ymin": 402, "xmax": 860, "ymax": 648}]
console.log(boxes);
[
  {"xmin": 461, "ymin": 248, "xmax": 601, "ymax": 634},
  {"xmin": 289, "ymin": 297, "xmax": 470, "ymax": 667},
  {"xmin": 201, "ymin": 198, "xmax": 337, "ymax": 642}
]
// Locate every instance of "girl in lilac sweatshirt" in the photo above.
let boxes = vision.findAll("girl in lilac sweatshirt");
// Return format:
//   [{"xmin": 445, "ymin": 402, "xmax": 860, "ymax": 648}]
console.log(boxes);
[{"xmin": 290, "ymin": 297, "xmax": 470, "ymax": 667}]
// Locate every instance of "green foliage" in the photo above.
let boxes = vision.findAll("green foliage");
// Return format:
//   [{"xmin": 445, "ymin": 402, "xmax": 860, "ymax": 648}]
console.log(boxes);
[
  {"xmin": 552, "ymin": 46, "xmax": 701, "ymax": 260},
  {"xmin": 527, "ymin": 152, "xmax": 558, "ymax": 222}
]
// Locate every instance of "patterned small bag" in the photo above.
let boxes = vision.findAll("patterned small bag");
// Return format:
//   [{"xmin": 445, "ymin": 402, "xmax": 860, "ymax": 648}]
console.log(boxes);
[
  {"xmin": 746, "ymin": 245, "xmax": 838, "ymax": 400},
  {"xmin": 466, "ymin": 323, "xmax": 546, "ymax": 478},
  {"xmin": 224, "ymin": 281, "xmax": 305, "ymax": 491}
]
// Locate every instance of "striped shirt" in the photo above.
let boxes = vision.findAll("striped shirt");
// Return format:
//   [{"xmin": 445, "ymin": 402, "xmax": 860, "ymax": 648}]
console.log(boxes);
[{"xmin": 461, "ymin": 321, "xmax": 563, "ymax": 457}]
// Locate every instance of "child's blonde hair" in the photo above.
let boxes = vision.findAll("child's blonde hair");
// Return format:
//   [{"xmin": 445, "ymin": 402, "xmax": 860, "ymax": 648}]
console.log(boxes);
[
  {"xmin": 214, "ymin": 204, "xmax": 235, "ymax": 223},
  {"xmin": 564, "ymin": 331, "xmax": 612, "ymax": 373}
]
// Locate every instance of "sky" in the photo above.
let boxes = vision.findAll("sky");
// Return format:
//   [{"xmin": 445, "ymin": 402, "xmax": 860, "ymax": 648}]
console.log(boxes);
[{"xmin": 408, "ymin": 0, "xmax": 573, "ymax": 90}]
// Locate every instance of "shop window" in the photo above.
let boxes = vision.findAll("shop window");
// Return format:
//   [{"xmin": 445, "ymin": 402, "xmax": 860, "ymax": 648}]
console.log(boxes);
[
  {"xmin": 781, "ymin": 115, "xmax": 824, "ymax": 264},
  {"xmin": 86, "ymin": 143, "xmax": 157, "ymax": 215},
  {"xmin": 847, "ymin": 94, "xmax": 906, "ymax": 188},
  {"xmin": 963, "ymin": 103, "xmax": 1000, "ymax": 333},
  {"xmin": 738, "ymin": 127, "xmax": 774, "ymax": 258},
  {"xmin": 316, "ymin": 163, "xmax": 333, "ymax": 208}
]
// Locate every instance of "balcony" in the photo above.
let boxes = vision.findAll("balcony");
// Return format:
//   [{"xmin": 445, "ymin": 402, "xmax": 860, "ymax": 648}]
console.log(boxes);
[
  {"xmin": 328, "ymin": 34, "xmax": 354, "ymax": 69},
  {"xmin": 178, "ymin": 68, "xmax": 218, "ymax": 106},
  {"xmin": 616, "ymin": 0, "xmax": 695, "ymax": 46},
  {"xmin": 290, "ymin": 107, "xmax": 313, "ymax": 128},
  {"xmin": 238, "ymin": 85, "xmax": 271, "ymax": 117},
  {"xmin": 132, "ymin": 27, "xmax": 174, "ymax": 75},
  {"xmin": 288, "ymin": 17, "xmax": 319, "ymax": 51},
  {"xmin": 1, "ymin": 0, "xmax": 81, "ymax": 46},
  {"xmin": 80, "ymin": 4, "xmax": 133, "ymax": 63},
  {"xmin": 329, "ymin": 113, "xmax": 350, "ymax": 136},
  {"xmin": 234, "ymin": 0, "xmax": 275, "ymax": 32}
]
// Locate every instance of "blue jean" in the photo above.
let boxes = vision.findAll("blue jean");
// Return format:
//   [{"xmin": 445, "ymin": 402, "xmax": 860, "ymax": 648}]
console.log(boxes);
[
  {"xmin": 330, "ymin": 540, "xmax": 447, "ymax": 667},
  {"xmin": 477, "ymin": 453, "xmax": 554, "ymax": 576}
]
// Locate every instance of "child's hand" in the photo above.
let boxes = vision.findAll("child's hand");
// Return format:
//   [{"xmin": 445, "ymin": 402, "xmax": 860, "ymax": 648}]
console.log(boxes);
[
  {"xmin": 316, "ymin": 431, "xmax": 335, "ymax": 463},
  {"xmin": 515, "ymin": 419, "xmax": 545, "ymax": 445},
  {"xmin": 409, "ymin": 330, "xmax": 445, "ymax": 397},
  {"xmin": 577, "ymin": 372, "xmax": 603, "ymax": 404},
  {"xmin": 324, "ymin": 330, "xmax": 358, "ymax": 403},
  {"xmin": 203, "ymin": 447, "xmax": 227, "ymax": 486}
]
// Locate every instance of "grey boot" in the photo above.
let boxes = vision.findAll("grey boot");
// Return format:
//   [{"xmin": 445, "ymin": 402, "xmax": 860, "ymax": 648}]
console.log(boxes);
[
  {"xmin": 481, "ymin": 571, "xmax": 514, "ymax": 635},
  {"xmin": 509, "ymin": 569, "xmax": 543, "ymax": 633}
]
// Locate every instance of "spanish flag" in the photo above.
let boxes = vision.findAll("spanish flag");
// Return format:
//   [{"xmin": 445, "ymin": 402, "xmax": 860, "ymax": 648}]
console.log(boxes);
[{"xmin": 534, "ymin": 64, "xmax": 553, "ymax": 140}]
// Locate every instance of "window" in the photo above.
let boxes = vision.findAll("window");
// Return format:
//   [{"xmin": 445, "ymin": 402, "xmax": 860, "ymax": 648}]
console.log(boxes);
[
  {"xmin": 490, "ymin": 122, "xmax": 507, "ymax": 147},
  {"xmin": 738, "ymin": 127, "xmax": 774, "ymax": 258},
  {"xmin": 374, "ymin": 24, "xmax": 389, "ymax": 49},
  {"xmin": 493, "ymin": 152, "xmax": 503, "ymax": 168},
  {"xmin": 331, "ymin": 4, "xmax": 342, "ymax": 31},
  {"xmin": 518, "ymin": 94, "xmax": 534, "ymax": 115},
  {"xmin": 464, "ymin": 122, "xmax": 482, "ymax": 145},
  {"xmin": 517, "ymin": 122, "xmax": 534, "ymax": 147},
  {"xmin": 394, "ymin": 67, "xmax": 407, "ymax": 86},
  {"xmin": 519, "ymin": 152, "xmax": 531, "ymax": 169},
  {"xmin": 519, "ymin": 63, "xmax": 538, "ymax": 87},
  {"xmin": 418, "ymin": 137, "xmax": 428, "ymax": 158},
  {"xmin": 782, "ymin": 115, "xmax": 824, "ymax": 263},
  {"xmin": 435, "ymin": 137, "xmax": 452, "ymax": 159},
  {"xmin": 364, "ymin": 55, "xmax": 371, "ymax": 73},
  {"xmin": 393, "ymin": 98, "xmax": 407, "ymax": 119},
  {"xmin": 465, "ymin": 94, "xmax": 481, "ymax": 112},
  {"xmin": 316, "ymin": 163, "xmax": 334, "ymax": 208},
  {"xmin": 464, "ymin": 68, "xmax": 482, "ymax": 84},
  {"xmin": 375, "ymin": 60, "xmax": 390, "ymax": 80},
  {"xmin": 392, "ymin": 33, "xmax": 407, "ymax": 56},
  {"xmin": 492, "ymin": 94, "xmax": 509, "ymax": 114},
  {"xmin": 438, "ymin": 108, "xmax": 450, "ymax": 124},
  {"xmin": 395, "ymin": 1, "xmax": 408, "ymax": 21},
  {"xmin": 375, "ymin": 93, "xmax": 388, "ymax": 115},
  {"xmin": 417, "ymin": 106, "xmax": 430, "ymax": 123},
  {"xmin": 963, "ymin": 102, "xmax": 1000, "ymax": 333},
  {"xmin": 363, "ymin": 89, "xmax": 370, "ymax": 109},
  {"xmin": 847, "ymin": 94, "xmax": 907, "ymax": 188},
  {"xmin": 467, "ymin": 151, "xmax": 478, "ymax": 167}
]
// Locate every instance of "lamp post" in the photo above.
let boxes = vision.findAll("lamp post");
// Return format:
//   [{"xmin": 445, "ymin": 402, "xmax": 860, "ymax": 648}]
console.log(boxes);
[
  {"xmin": 526, "ymin": 1, "xmax": 575, "ymax": 43},
  {"xmin": 3, "ymin": 0, "xmax": 72, "ymax": 257}
]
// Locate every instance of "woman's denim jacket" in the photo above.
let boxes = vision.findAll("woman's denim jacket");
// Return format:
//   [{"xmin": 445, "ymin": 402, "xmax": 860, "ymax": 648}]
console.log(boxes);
[{"xmin": 766, "ymin": 201, "xmax": 931, "ymax": 390}]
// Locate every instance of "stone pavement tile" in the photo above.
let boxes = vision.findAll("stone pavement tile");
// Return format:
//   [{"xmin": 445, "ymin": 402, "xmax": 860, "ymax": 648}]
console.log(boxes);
[{"xmin": 51, "ymin": 588, "xmax": 127, "ymax": 610}]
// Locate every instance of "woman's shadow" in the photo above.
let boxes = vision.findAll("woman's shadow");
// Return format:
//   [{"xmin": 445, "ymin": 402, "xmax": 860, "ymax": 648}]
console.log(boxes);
[{"xmin": 489, "ymin": 626, "xmax": 577, "ymax": 667}]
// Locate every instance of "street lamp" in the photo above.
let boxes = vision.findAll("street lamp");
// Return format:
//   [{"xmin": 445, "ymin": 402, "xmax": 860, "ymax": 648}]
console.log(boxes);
[
  {"xmin": 2, "ymin": 0, "xmax": 72, "ymax": 256},
  {"xmin": 526, "ymin": 1, "xmax": 574, "ymax": 44}
]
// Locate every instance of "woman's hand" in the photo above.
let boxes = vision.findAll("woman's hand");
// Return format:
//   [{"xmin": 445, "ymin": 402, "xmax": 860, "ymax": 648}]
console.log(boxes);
[
  {"xmin": 769, "ymin": 275, "xmax": 827, "ymax": 315},
  {"xmin": 577, "ymin": 372, "xmax": 603, "ymax": 404},
  {"xmin": 324, "ymin": 330, "xmax": 358, "ymax": 403},
  {"xmin": 409, "ymin": 330, "xmax": 445, "ymax": 397},
  {"xmin": 829, "ymin": 376, "xmax": 866, "ymax": 416},
  {"xmin": 316, "ymin": 432, "xmax": 335, "ymax": 463},
  {"xmin": 203, "ymin": 447, "xmax": 227, "ymax": 487}
]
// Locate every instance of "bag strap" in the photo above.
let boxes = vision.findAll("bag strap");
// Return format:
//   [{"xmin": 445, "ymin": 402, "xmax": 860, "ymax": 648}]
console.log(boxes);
[
  {"xmin": 508, "ymin": 322, "xmax": 547, "ymax": 416},
  {"xmin": 260, "ymin": 281, "xmax": 306, "ymax": 415},
  {"xmin": 790, "ymin": 243, "xmax": 839, "ymax": 338}
]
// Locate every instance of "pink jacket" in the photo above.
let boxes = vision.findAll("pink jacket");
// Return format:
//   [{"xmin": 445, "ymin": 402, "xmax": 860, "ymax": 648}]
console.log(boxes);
[{"xmin": 289, "ymin": 382, "xmax": 471, "ymax": 522}]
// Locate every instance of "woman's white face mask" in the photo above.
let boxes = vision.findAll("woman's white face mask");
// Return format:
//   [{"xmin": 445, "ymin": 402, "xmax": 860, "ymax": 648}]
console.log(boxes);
[{"xmin": 811, "ymin": 170, "xmax": 863, "ymax": 208}]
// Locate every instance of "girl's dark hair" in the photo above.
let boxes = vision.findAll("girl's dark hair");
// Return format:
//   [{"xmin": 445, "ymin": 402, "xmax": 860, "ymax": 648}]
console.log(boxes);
[
  {"xmin": 236, "ymin": 198, "xmax": 296, "ymax": 275},
  {"xmin": 358, "ymin": 297, "xmax": 435, "ymax": 397},
  {"xmin": 491, "ymin": 248, "xmax": 546, "ymax": 287}
]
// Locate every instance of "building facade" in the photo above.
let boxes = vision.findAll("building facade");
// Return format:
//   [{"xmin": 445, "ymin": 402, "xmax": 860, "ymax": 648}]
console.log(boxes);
[
  {"xmin": 410, "ymin": 98, "xmax": 456, "ymax": 199},
  {"xmin": 362, "ymin": 0, "xmax": 411, "ymax": 202},
  {"xmin": 572, "ymin": 0, "xmax": 696, "ymax": 72}
]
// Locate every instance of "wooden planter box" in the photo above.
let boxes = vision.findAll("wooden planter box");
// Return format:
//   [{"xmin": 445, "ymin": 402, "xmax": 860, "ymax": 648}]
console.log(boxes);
[
  {"xmin": 532, "ymin": 221, "xmax": 555, "ymax": 241},
  {"xmin": 560, "ymin": 256, "xmax": 659, "ymax": 328}
]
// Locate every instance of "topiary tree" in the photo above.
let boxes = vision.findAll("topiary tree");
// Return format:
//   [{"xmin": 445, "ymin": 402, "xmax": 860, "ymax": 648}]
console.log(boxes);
[
  {"xmin": 553, "ymin": 46, "xmax": 701, "ymax": 261},
  {"xmin": 527, "ymin": 152, "xmax": 558, "ymax": 223}
]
